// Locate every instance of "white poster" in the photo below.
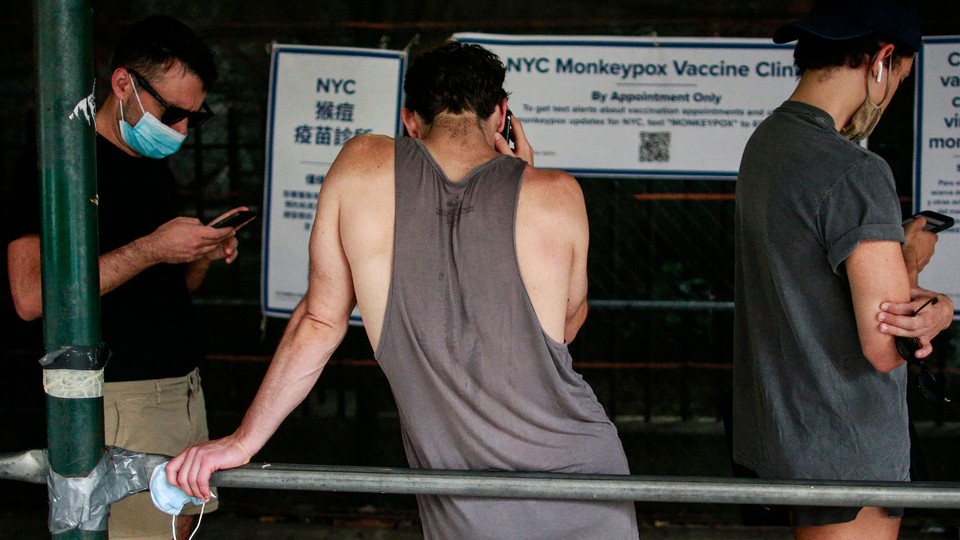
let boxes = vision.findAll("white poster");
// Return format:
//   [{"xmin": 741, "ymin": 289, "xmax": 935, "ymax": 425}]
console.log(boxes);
[
  {"xmin": 914, "ymin": 36, "xmax": 960, "ymax": 316},
  {"xmin": 262, "ymin": 44, "xmax": 406, "ymax": 319},
  {"xmin": 453, "ymin": 33, "xmax": 797, "ymax": 178}
]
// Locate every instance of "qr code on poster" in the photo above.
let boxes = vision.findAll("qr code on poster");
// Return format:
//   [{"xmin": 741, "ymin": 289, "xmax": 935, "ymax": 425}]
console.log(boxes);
[{"xmin": 639, "ymin": 131, "xmax": 670, "ymax": 162}]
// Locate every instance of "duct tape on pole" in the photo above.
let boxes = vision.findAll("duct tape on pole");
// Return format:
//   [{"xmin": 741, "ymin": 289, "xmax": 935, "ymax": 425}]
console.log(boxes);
[{"xmin": 40, "ymin": 346, "xmax": 108, "ymax": 399}]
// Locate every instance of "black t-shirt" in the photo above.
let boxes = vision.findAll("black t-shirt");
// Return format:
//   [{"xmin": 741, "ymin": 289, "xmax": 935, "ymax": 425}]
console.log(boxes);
[{"xmin": 9, "ymin": 135, "xmax": 204, "ymax": 382}]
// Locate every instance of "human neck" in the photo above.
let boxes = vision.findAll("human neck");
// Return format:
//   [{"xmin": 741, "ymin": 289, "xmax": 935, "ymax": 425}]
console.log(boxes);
[
  {"xmin": 418, "ymin": 112, "xmax": 499, "ymax": 182},
  {"xmin": 788, "ymin": 66, "xmax": 869, "ymax": 132}
]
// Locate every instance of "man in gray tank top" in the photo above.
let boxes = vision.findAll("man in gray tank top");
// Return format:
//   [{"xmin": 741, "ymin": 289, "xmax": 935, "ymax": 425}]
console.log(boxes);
[{"xmin": 167, "ymin": 42, "xmax": 638, "ymax": 539}]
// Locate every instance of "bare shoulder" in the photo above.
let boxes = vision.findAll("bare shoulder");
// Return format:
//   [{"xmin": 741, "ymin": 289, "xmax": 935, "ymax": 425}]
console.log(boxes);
[
  {"xmin": 324, "ymin": 134, "xmax": 395, "ymax": 192},
  {"xmin": 337, "ymin": 132, "xmax": 394, "ymax": 157},
  {"xmin": 519, "ymin": 165, "xmax": 585, "ymax": 216}
]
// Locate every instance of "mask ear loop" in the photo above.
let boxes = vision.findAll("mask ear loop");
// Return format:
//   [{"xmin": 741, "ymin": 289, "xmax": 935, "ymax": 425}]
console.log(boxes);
[
  {"xmin": 118, "ymin": 73, "xmax": 147, "ymax": 123},
  {"xmin": 171, "ymin": 499, "xmax": 207, "ymax": 540},
  {"xmin": 124, "ymin": 73, "xmax": 148, "ymax": 117}
]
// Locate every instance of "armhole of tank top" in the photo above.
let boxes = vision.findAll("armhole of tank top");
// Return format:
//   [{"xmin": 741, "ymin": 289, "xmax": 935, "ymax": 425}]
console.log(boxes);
[
  {"xmin": 372, "ymin": 141, "xmax": 401, "ymax": 361},
  {"xmin": 510, "ymin": 166, "xmax": 569, "ymax": 353}
]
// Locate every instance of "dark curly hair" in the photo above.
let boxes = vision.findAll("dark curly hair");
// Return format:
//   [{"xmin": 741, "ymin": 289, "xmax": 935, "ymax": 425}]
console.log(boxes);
[
  {"xmin": 110, "ymin": 15, "xmax": 218, "ymax": 91},
  {"xmin": 403, "ymin": 42, "xmax": 508, "ymax": 124},
  {"xmin": 793, "ymin": 33, "xmax": 913, "ymax": 76}
]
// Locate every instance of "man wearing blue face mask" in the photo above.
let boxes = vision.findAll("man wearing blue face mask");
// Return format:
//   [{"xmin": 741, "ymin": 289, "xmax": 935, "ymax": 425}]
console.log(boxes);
[{"xmin": 5, "ymin": 15, "xmax": 244, "ymax": 539}]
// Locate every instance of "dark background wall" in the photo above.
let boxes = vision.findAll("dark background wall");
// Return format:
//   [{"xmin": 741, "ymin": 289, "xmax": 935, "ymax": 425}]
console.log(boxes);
[{"xmin": 2, "ymin": 0, "xmax": 960, "ymax": 530}]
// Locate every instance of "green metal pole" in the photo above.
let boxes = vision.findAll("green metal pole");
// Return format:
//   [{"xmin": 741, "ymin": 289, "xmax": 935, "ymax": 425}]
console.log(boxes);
[{"xmin": 35, "ymin": 0, "xmax": 105, "ymax": 538}]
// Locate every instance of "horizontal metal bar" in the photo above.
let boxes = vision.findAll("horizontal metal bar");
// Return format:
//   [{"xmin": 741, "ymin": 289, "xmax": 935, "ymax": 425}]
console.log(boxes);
[
  {"xmin": 212, "ymin": 464, "xmax": 960, "ymax": 509},
  {"xmin": 588, "ymin": 300, "xmax": 734, "ymax": 311},
  {"xmin": 0, "ymin": 450, "xmax": 48, "ymax": 485},
  {"xmin": 7, "ymin": 451, "xmax": 960, "ymax": 509}
]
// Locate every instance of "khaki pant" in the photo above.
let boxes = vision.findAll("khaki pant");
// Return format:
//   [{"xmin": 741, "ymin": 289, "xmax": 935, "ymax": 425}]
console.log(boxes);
[{"xmin": 103, "ymin": 369, "xmax": 218, "ymax": 539}]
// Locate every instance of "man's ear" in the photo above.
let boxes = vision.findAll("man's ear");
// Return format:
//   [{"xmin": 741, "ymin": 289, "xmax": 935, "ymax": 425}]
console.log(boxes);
[
  {"xmin": 401, "ymin": 108, "xmax": 423, "ymax": 138},
  {"xmin": 111, "ymin": 67, "xmax": 133, "ymax": 100},
  {"xmin": 871, "ymin": 43, "xmax": 897, "ymax": 80}
]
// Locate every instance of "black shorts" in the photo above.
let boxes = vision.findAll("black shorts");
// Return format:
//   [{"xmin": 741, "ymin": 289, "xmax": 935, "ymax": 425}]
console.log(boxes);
[{"xmin": 790, "ymin": 505, "xmax": 904, "ymax": 527}]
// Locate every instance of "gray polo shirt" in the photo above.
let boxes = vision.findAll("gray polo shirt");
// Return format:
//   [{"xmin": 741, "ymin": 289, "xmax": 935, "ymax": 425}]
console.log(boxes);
[{"xmin": 732, "ymin": 101, "xmax": 910, "ymax": 482}]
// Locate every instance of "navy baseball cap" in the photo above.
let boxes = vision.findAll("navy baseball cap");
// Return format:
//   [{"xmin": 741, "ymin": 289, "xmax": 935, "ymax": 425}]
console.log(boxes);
[{"xmin": 773, "ymin": 0, "xmax": 921, "ymax": 53}]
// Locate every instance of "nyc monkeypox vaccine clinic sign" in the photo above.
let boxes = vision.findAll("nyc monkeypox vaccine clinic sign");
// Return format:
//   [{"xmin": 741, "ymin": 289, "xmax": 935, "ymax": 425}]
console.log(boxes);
[
  {"xmin": 262, "ymin": 44, "xmax": 405, "ymax": 318},
  {"xmin": 454, "ymin": 34, "xmax": 797, "ymax": 178},
  {"xmin": 914, "ymin": 37, "xmax": 960, "ymax": 315}
]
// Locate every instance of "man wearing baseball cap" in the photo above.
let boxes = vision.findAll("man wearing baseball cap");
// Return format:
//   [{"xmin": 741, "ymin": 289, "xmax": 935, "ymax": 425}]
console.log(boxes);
[{"xmin": 733, "ymin": 1, "xmax": 954, "ymax": 538}]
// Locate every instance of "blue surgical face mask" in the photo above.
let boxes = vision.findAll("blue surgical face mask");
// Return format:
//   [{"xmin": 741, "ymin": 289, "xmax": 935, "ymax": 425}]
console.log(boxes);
[
  {"xmin": 149, "ymin": 462, "xmax": 202, "ymax": 516},
  {"xmin": 118, "ymin": 78, "xmax": 187, "ymax": 159}
]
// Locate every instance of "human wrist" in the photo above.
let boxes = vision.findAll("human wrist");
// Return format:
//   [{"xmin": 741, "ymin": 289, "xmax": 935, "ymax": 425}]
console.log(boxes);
[
  {"xmin": 231, "ymin": 429, "xmax": 258, "ymax": 463},
  {"xmin": 130, "ymin": 234, "xmax": 162, "ymax": 266}
]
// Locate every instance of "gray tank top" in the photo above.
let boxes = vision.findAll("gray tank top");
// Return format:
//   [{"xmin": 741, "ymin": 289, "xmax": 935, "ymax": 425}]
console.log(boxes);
[{"xmin": 374, "ymin": 137, "xmax": 638, "ymax": 539}]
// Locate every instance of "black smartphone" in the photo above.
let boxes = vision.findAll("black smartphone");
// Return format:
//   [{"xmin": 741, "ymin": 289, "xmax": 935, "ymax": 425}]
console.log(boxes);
[
  {"xmin": 500, "ymin": 109, "xmax": 513, "ymax": 144},
  {"xmin": 902, "ymin": 210, "xmax": 955, "ymax": 233},
  {"xmin": 210, "ymin": 209, "xmax": 257, "ymax": 229}
]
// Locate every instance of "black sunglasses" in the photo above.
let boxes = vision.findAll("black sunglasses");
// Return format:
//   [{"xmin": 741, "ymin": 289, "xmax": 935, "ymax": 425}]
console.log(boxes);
[
  {"xmin": 127, "ymin": 68, "xmax": 214, "ymax": 128},
  {"xmin": 894, "ymin": 297, "xmax": 951, "ymax": 403}
]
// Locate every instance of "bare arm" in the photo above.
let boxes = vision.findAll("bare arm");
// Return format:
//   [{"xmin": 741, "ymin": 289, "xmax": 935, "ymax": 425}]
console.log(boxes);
[
  {"xmin": 900, "ymin": 216, "xmax": 937, "ymax": 287},
  {"xmin": 845, "ymin": 240, "xmax": 912, "ymax": 373},
  {"xmin": 871, "ymin": 217, "xmax": 952, "ymax": 358},
  {"xmin": 6, "ymin": 217, "xmax": 236, "ymax": 320},
  {"xmin": 516, "ymin": 167, "xmax": 590, "ymax": 344},
  {"xmin": 564, "ymin": 183, "xmax": 589, "ymax": 343},
  {"xmin": 7, "ymin": 236, "xmax": 43, "ymax": 320},
  {"xmin": 167, "ymin": 166, "xmax": 356, "ymax": 501},
  {"xmin": 7, "ymin": 234, "xmax": 159, "ymax": 320}
]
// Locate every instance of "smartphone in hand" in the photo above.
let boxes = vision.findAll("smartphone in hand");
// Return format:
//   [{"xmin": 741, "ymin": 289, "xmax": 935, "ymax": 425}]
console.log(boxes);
[
  {"xmin": 500, "ymin": 110, "xmax": 513, "ymax": 145},
  {"xmin": 210, "ymin": 210, "xmax": 257, "ymax": 229},
  {"xmin": 902, "ymin": 210, "xmax": 954, "ymax": 233}
]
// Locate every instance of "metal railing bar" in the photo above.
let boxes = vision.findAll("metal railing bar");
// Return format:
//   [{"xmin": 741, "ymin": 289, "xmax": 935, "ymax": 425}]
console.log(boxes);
[
  {"xmin": 211, "ymin": 463, "xmax": 960, "ymax": 509},
  {"xmin": 5, "ymin": 452, "xmax": 960, "ymax": 509},
  {"xmin": 589, "ymin": 300, "xmax": 735, "ymax": 311}
]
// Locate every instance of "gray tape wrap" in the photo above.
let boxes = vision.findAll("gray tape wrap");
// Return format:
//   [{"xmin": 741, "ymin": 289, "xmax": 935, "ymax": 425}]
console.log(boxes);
[
  {"xmin": 39, "ymin": 343, "xmax": 110, "ymax": 371},
  {"xmin": 46, "ymin": 447, "xmax": 166, "ymax": 534}
]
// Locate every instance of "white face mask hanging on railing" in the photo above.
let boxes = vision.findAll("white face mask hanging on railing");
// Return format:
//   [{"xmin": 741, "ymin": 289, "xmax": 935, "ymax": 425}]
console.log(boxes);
[{"xmin": 149, "ymin": 462, "xmax": 212, "ymax": 540}]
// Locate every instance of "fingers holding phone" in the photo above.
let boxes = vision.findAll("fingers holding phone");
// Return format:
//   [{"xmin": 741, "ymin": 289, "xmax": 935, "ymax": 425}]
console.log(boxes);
[
  {"xmin": 209, "ymin": 207, "xmax": 257, "ymax": 230},
  {"xmin": 206, "ymin": 207, "xmax": 257, "ymax": 264},
  {"xmin": 902, "ymin": 210, "xmax": 955, "ymax": 233},
  {"xmin": 495, "ymin": 109, "xmax": 534, "ymax": 166},
  {"xmin": 901, "ymin": 210, "xmax": 950, "ymax": 276}
]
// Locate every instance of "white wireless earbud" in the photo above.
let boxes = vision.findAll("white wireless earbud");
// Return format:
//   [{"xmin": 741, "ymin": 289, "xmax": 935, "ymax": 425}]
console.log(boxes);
[{"xmin": 876, "ymin": 61, "xmax": 883, "ymax": 83}]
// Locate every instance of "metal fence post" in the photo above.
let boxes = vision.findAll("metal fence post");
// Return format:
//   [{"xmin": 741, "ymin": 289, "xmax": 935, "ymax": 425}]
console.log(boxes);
[{"xmin": 35, "ymin": 0, "xmax": 105, "ymax": 538}]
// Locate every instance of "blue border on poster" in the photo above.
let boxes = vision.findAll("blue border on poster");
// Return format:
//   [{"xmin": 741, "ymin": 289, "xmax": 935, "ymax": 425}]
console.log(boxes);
[{"xmin": 913, "ymin": 36, "xmax": 960, "ymax": 317}]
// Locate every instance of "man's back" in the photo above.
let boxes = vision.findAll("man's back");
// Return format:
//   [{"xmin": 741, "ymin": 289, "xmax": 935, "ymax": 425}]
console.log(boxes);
[
  {"xmin": 330, "ymin": 132, "xmax": 586, "ymax": 351},
  {"xmin": 331, "ymin": 134, "xmax": 637, "ymax": 539}
]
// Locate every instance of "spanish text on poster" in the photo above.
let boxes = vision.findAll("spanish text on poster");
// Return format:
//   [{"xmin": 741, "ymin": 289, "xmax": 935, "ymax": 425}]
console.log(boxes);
[
  {"xmin": 262, "ymin": 44, "xmax": 405, "ymax": 319},
  {"xmin": 453, "ymin": 33, "xmax": 797, "ymax": 178},
  {"xmin": 914, "ymin": 36, "xmax": 960, "ymax": 316}
]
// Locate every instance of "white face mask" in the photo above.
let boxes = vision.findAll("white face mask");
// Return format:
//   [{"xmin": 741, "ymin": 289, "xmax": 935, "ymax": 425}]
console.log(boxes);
[
  {"xmin": 150, "ymin": 463, "xmax": 208, "ymax": 540},
  {"xmin": 840, "ymin": 58, "xmax": 892, "ymax": 142}
]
